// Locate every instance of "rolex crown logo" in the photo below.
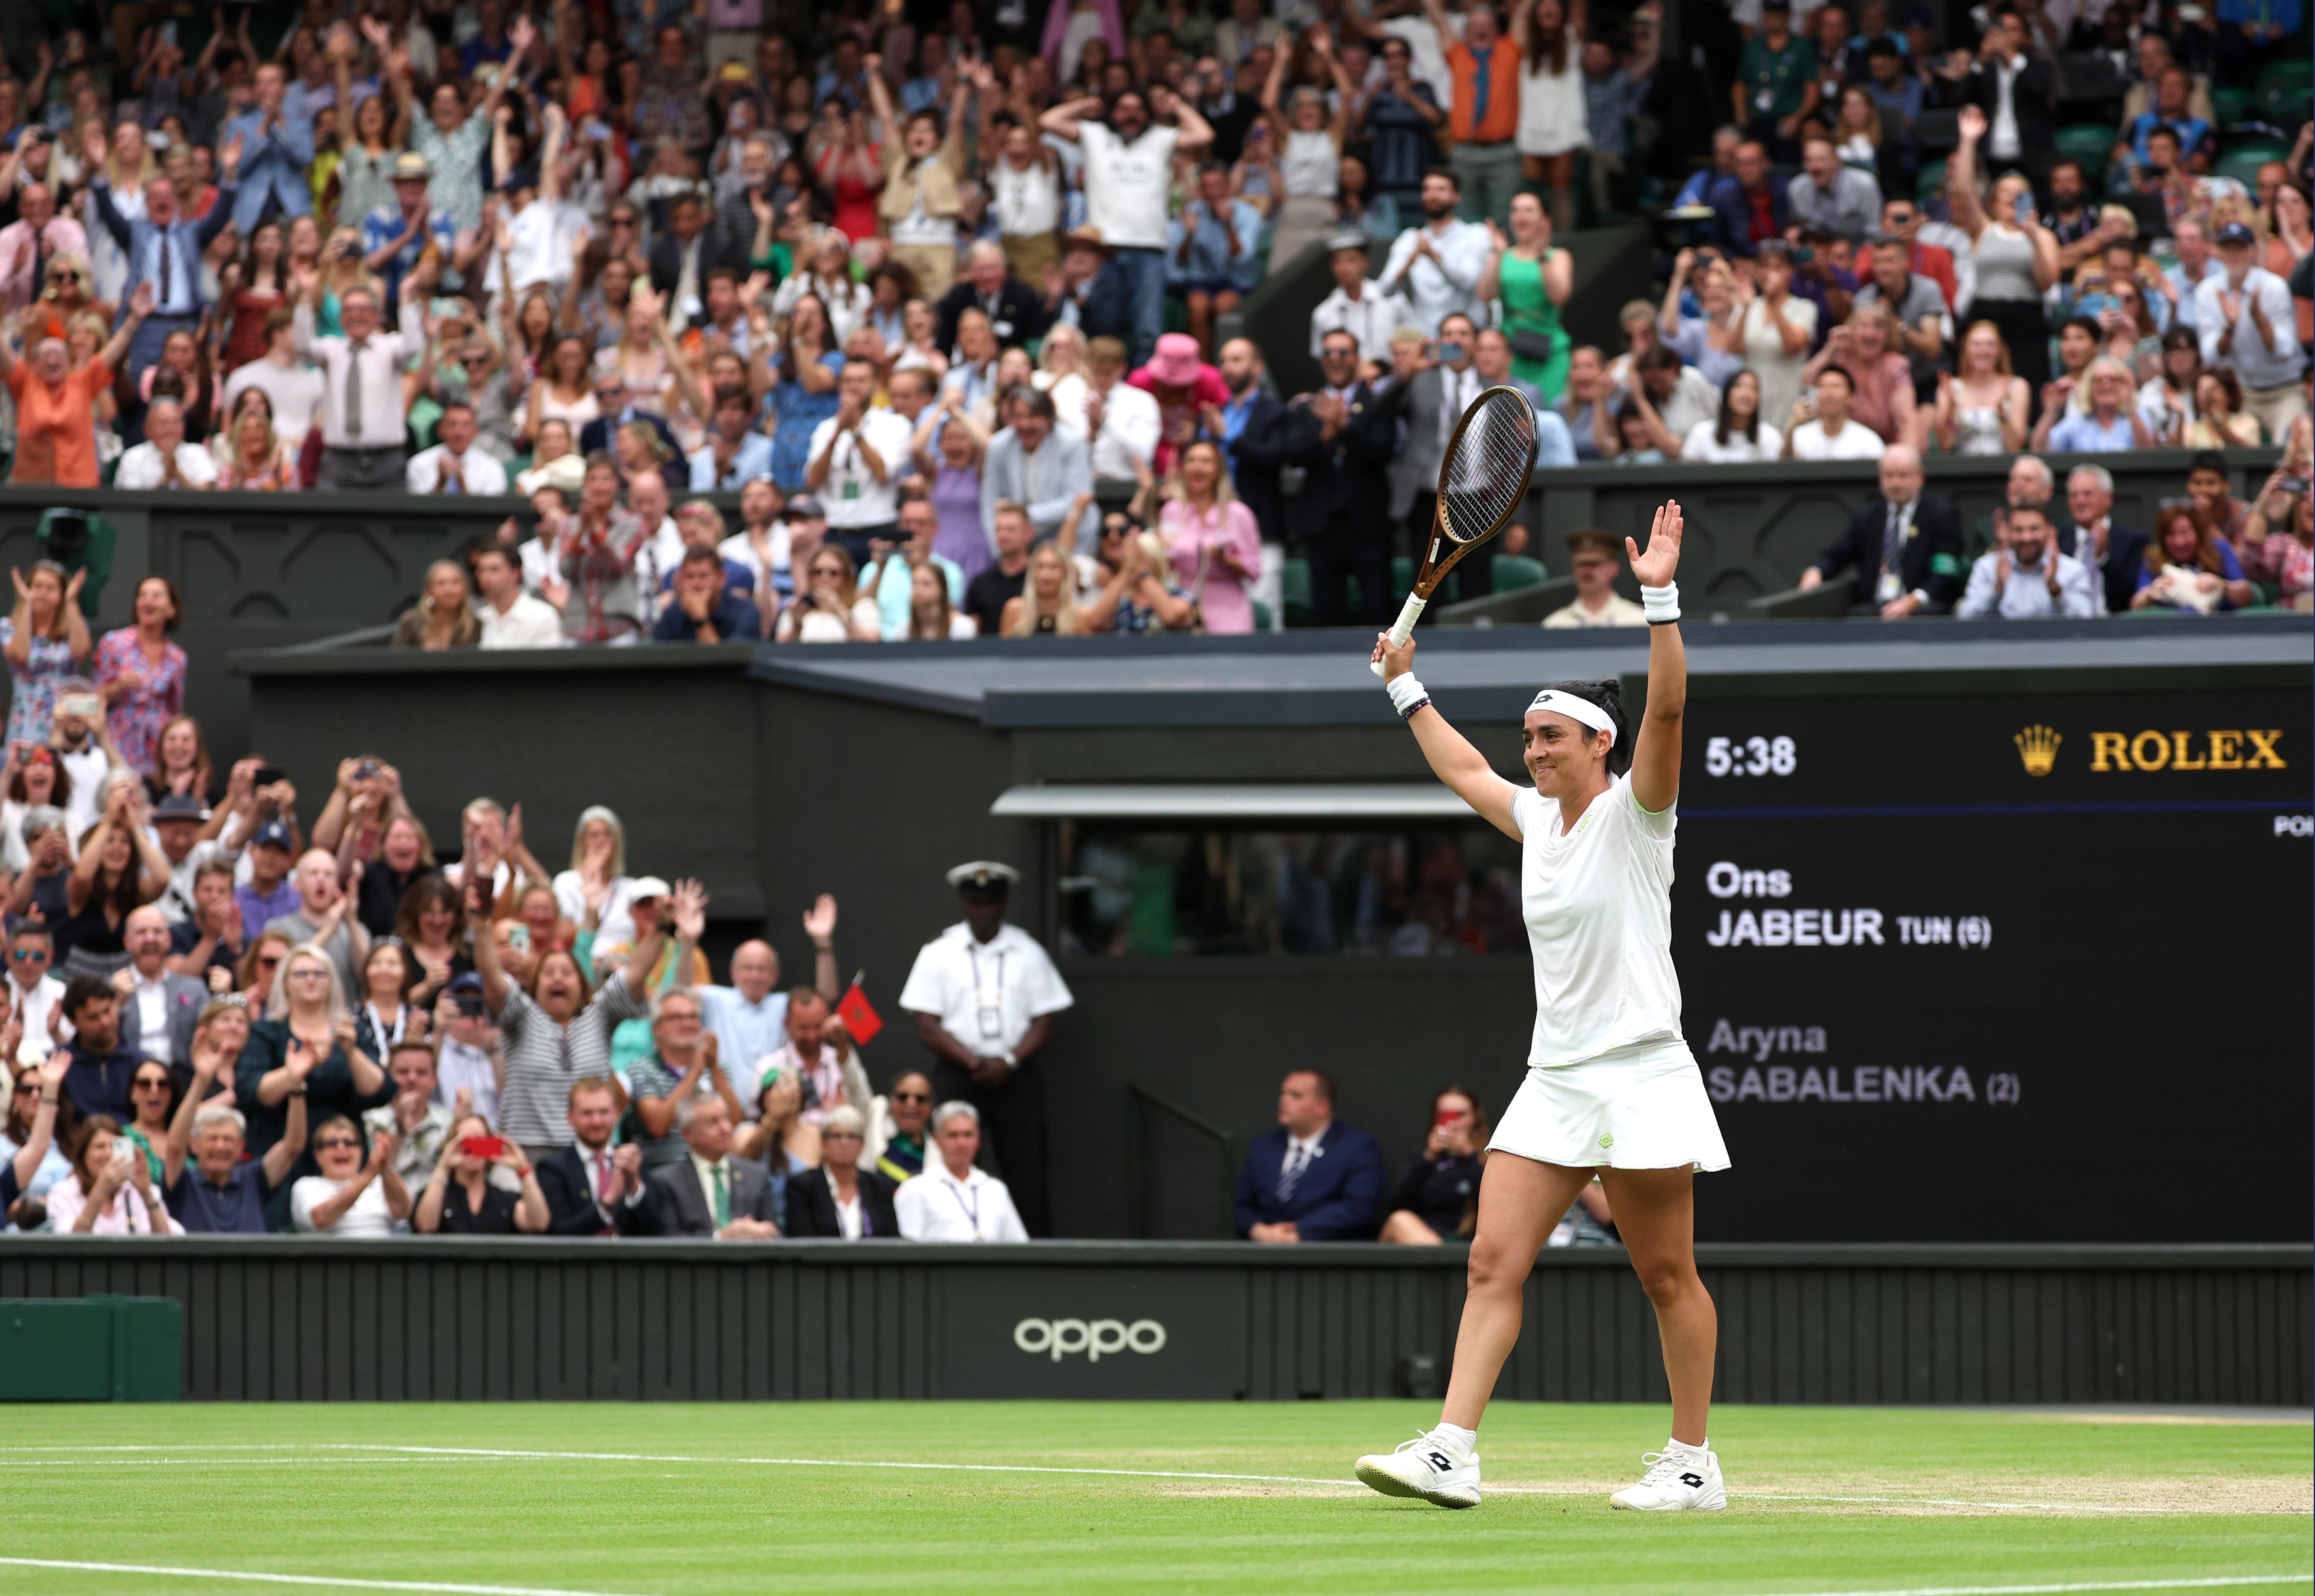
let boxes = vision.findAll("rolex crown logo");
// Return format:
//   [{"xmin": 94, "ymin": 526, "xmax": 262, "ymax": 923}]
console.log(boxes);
[{"xmin": 2014, "ymin": 724, "xmax": 2061, "ymax": 777}]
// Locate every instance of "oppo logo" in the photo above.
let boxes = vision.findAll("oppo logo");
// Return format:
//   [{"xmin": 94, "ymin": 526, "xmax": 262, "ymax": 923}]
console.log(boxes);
[{"xmin": 1012, "ymin": 1318, "xmax": 1168, "ymax": 1362}]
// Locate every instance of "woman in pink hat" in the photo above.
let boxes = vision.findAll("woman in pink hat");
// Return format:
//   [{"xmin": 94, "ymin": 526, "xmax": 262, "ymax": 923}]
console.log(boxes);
[{"xmin": 1127, "ymin": 332, "xmax": 1229, "ymax": 477}]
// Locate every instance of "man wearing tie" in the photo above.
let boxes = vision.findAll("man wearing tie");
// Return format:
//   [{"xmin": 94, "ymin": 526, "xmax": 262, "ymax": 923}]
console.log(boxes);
[
  {"xmin": 82, "ymin": 124, "xmax": 242, "ymax": 381},
  {"xmin": 220, "ymin": 62, "xmax": 317, "ymax": 234},
  {"xmin": 1797, "ymin": 444, "xmax": 1965, "ymax": 617},
  {"xmin": 1234, "ymin": 1069, "xmax": 1385, "ymax": 1243},
  {"xmin": 535, "ymin": 1077, "xmax": 650, "ymax": 1236},
  {"xmin": 294, "ymin": 262, "xmax": 426, "ymax": 491},
  {"xmin": 638, "ymin": 1095, "xmax": 783, "ymax": 1239},
  {"xmin": 0, "ymin": 180, "xmax": 88, "ymax": 318}
]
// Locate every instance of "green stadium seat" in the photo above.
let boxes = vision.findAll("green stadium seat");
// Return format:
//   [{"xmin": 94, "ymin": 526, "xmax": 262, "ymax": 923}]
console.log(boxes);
[
  {"xmin": 2053, "ymin": 124, "xmax": 2114, "ymax": 183},
  {"xmin": 2253, "ymin": 59, "xmax": 2312, "ymax": 126},
  {"xmin": 1915, "ymin": 159, "xmax": 1946, "ymax": 202},
  {"xmin": 1251, "ymin": 599, "xmax": 1274, "ymax": 632},
  {"xmin": 2209, "ymin": 85, "xmax": 2251, "ymax": 129},
  {"xmin": 1493, "ymin": 555, "xmax": 1547, "ymax": 592},
  {"xmin": 1281, "ymin": 558, "xmax": 1313, "ymax": 627},
  {"xmin": 2256, "ymin": 57, "xmax": 2312, "ymax": 99},
  {"xmin": 1391, "ymin": 556, "xmax": 1413, "ymax": 604},
  {"xmin": 2214, "ymin": 143, "xmax": 2290, "ymax": 190}
]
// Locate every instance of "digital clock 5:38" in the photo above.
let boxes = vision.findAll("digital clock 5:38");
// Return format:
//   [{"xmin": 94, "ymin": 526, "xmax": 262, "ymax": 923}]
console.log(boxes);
[{"xmin": 1703, "ymin": 736, "xmax": 1797, "ymax": 778}]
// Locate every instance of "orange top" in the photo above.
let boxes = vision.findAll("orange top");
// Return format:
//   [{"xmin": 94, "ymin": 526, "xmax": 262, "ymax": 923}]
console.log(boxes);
[
  {"xmin": 1447, "ymin": 39, "xmax": 1522, "ymax": 145},
  {"xmin": 6, "ymin": 359, "xmax": 112, "ymax": 487}
]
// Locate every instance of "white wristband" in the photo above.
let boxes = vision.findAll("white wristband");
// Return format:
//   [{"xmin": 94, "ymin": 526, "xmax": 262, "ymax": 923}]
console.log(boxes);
[
  {"xmin": 1385, "ymin": 672, "xmax": 1428, "ymax": 717},
  {"xmin": 1641, "ymin": 582, "xmax": 1680, "ymax": 625}
]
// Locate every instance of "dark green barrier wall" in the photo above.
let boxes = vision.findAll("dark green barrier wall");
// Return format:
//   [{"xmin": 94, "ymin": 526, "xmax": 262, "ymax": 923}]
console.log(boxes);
[
  {"xmin": 0, "ymin": 1295, "xmax": 181, "ymax": 1400},
  {"xmin": 0, "ymin": 1240, "xmax": 2302, "ymax": 1405}
]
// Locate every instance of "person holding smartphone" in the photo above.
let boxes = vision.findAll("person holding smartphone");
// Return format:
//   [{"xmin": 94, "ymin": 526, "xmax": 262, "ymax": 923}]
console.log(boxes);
[
  {"xmin": 1377, "ymin": 1086, "xmax": 1491, "ymax": 1246},
  {"xmin": 413, "ymin": 1111, "xmax": 550, "ymax": 1234}
]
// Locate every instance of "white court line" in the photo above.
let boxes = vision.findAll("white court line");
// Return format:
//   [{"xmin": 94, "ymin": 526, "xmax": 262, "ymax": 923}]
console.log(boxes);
[
  {"xmin": 1719, "ymin": 1581, "xmax": 2312, "ymax": 1596},
  {"xmin": 11, "ymin": 1443, "xmax": 2308, "ymax": 1517},
  {"xmin": 0, "ymin": 1557, "xmax": 651, "ymax": 1596}
]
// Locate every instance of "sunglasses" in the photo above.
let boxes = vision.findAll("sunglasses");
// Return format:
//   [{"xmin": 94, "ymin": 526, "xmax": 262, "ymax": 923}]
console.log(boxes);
[
  {"xmin": 10, "ymin": 1081, "xmax": 36, "ymax": 1096},
  {"xmin": 610, "ymin": 215, "xmax": 639, "ymax": 227},
  {"xmin": 258, "ymin": 955, "xmax": 283, "ymax": 970},
  {"xmin": 891, "ymin": 1091, "xmax": 931, "ymax": 1104},
  {"xmin": 9, "ymin": 948, "xmax": 46, "ymax": 961},
  {"xmin": 134, "ymin": 1075, "xmax": 171, "ymax": 1090}
]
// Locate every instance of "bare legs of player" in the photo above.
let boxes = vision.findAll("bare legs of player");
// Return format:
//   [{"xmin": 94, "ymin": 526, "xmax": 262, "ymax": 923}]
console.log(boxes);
[{"xmin": 1440, "ymin": 1158, "xmax": 1717, "ymax": 1447}]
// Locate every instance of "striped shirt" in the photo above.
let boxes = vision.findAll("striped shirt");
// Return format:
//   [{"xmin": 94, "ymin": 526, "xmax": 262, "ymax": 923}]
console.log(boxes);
[{"xmin": 493, "ymin": 970, "xmax": 647, "ymax": 1148}]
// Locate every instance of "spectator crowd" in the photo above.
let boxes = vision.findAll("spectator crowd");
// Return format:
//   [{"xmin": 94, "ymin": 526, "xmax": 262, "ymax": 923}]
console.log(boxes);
[{"xmin": 0, "ymin": 0, "xmax": 2292, "ymax": 635}]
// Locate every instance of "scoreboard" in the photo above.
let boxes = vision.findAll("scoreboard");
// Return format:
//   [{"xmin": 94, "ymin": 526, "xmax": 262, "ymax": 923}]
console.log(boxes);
[{"xmin": 1673, "ymin": 688, "xmax": 2312, "ymax": 1243}]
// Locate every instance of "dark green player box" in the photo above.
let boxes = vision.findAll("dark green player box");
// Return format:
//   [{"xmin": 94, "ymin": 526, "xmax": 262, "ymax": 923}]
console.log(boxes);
[{"xmin": 0, "ymin": 1296, "xmax": 182, "ymax": 1401}]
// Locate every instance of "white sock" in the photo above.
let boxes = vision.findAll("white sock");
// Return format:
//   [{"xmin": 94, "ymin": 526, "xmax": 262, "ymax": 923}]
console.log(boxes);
[
  {"xmin": 1433, "ymin": 1423, "xmax": 1478, "ymax": 1455},
  {"xmin": 1667, "ymin": 1434, "xmax": 1708, "ymax": 1457}
]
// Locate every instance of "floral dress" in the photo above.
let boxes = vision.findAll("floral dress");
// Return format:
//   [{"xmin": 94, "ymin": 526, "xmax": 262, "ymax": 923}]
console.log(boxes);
[
  {"xmin": 92, "ymin": 628, "xmax": 187, "ymax": 777},
  {"xmin": 0, "ymin": 617, "xmax": 79, "ymax": 749}
]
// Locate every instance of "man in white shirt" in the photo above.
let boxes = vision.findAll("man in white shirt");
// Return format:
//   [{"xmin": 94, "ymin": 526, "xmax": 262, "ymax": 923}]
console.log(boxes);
[
  {"xmin": 295, "ymin": 275, "xmax": 424, "ymax": 490},
  {"xmin": 1310, "ymin": 232, "xmax": 1412, "ymax": 365},
  {"xmin": 896, "ymin": 861, "xmax": 1074, "ymax": 1236},
  {"xmin": 2196, "ymin": 221, "xmax": 2308, "ymax": 445},
  {"xmin": 1038, "ymin": 86, "xmax": 1215, "ymax": 366},
  {"xmin": 2163, "ymin": 218, "xmax": 2224, "ymax": 308},
  {"xmin": 221, "ymin": 308, "xmax": 327, "ymax": 451},
  {"xmin": 1379, "ymin": 169, "xmax": 1493, "ymax": 334},
  {"xmin": 472, "ymin": 545, "xmax": 563, "ymax": 648},
  {"xmin": 488, "ymin": 109, "xmax": 585, "ymax": 300},
  {"xmin": 892, "ymin": 1101, "xmax": 1030, "ymax": 1242},
  {"xmin": 1543, "ymin": 530, "xmax": 1649, "ymax": 628},
  {"xmin": 1784, "ymin": 365, "xmax": 1886, "ymax": 460},
  {"xmin": 1955, "ymin": 501, "xmax": 2099, "ymax": 619},
  {"xmin": 626, "ymin": 473, "xmax": 681, "ymax": 624},
  {"xmin": 807, "ymin": 360, "xmax": 916, "ymax": 569},
  {"xmin": 6, "ymin": 922, "xmax": 67, "ymax": 1061},
  {"xmin": 405, "ymin": 400, "xmax": 511, "ymax": 494},
  {"xmin": 114, "ymin": 399, "xmax": 219, "ymax": 490},
  {"xmin": 1065, "ymin": 336, "xmax": 1162, "ymax": 487},
  {"xmin": 113, "ymin": 906, "xmax": 206, "ymax": 1069}
]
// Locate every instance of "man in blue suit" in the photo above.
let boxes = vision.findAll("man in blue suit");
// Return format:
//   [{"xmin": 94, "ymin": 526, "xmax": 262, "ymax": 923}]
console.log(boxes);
[{"xmin": 1234, "ymin": 1069, "xmax": 1385, "ymax": 1243}]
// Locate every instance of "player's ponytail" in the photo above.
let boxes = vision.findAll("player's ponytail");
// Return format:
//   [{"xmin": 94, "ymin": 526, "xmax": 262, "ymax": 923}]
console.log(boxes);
[{"xmin": 1537, "ymin": 678, "xmax": 1633, "ymax": 777}]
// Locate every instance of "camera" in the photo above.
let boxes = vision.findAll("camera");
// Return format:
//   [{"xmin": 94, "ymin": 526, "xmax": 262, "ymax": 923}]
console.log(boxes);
[{"xmin": 454, "ymin": 990, "xmax": 490, "ymax": 1020}]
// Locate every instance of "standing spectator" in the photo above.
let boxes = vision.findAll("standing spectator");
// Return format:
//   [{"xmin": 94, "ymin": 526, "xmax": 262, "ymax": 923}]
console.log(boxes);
[
  {"xmin": 1156, "ymin": 439, "xmax": 1261, "ymax": 633},
  {"xmin": 1543, "ymin": 528, "xmax": 1649, "ymax": 626},
  {"xmin": 1732, "ymin": 0, "xmax": 1816, "ymax": 161},
  {"xmin": 979, "ymin": 386, "xmax": 1094, "ymax": 548},
  {"xmin": 1166, "ymin": 161, "xmax": 1263, "ymax": 355},
  {"xmin": 169, "ymin": 1073, "xmax": 305, "ymax": 1236},
  {"xmin": 1947, "ymin": 105, "xmax": 2056, "ymax": 395},
  {"xmin": 2, "ymin": 562, "xmax": 89, "ymax": 749},
  {"xmin": 864, "ymin": 56, "xmax": 969, "ymax": 303},
  {"xmin": 988, "ymin": 118, "xmax": 1066, "ymax": 289},
  {"xmin": 1798, "ymin": 444, "xmax": 1962, "ymax": 615},
  {"xmin": 1957, "ymin": 500, "xmax": 2099, "ymax": 619},
  {"xmin": 637, "ymin": 1094, "xmax": 783, "ymax": 1239},
  {"xmin": 553, "ymin": 456, "xmax": 651, "ymax": 645},
  {"xmin": 1511, "ymin": 0, "xmax": 1589, "ymax": 238},
  {"xmin": 1040, "ymin": 85, "xmax": 1216, "ymax": 366},
  {"xmin": 1234, "ymin": 1069, "xmax": 1384, "ymax": 1243},
  {"xmin": 751, "ymin": 987, "xmax": 874, "ymax": 1128},
  {"xmin": 893, "ymin": 1100, "xmax": 1030, "ymax": 1242},
  {"xmin": 1853, "ymin": 234, "xmax": 1947, "ymax": 389},
  {"xmin": 896, "ymin": 861, "xmax": 1073, "ymax": 1238},
  {"xmin": 384, "ymin": 21, "xmax": 517, "ymax": 237},
  {"xmin": 1274, "ymin": 330, "xmax": 1398, "ymax": 626},
  {"xmin": 807, "ymin": 362, "xmax": 915, "ymax": 569},
  {"xmin": 2197, "ymin": 221, "xmax": 2308, "ymax": 445},
  {"xmin": 0, "ymin": 182, "xmax": 88, "ymax": 318},
  {"xmin": 1361, "ymin": 35, "xmax": 1447, "ymax": 222},
  {"xmin": 221, "ymin": 309, "xmax": 326, "ymax": 455},
  {"xmin": 1735, "ymin": 241, "xmax": 1817, "ymax": 433},
  {"xmin": 263, "ymin": 850, "xmax": 370, "ymax": 998},
  {"xmin": 81, "ymin": 128, "xmax": 240, "ymax": 378},
  {"xmin": 294, "ymin": 273, "xmax": 422, "ymax": 492},
  {"xmin": 2057, "ymin": 464, "xmax": 2151, "ymax": 616},
  {"xmin": 1958, "ymin": 10, "xmax": 2054, "ymax": 193},
  {"xmin": 358, "ymin": 1040, "xmax": 457, "ymax": 1189},
  {"xmin": 1, "ymin": 285, "xmax": 152, "ymax": 486},
  {"xmin": 236, "ymin": 943, "xmax": 393, "ymax": 1211},
  {"xmin": 1381, "ymin": 167, "xmax": 1492, "ymax": 333},
  {"xmin": 1415, "ymin": 0, "xmax": 1519, "ymax": 228},
  {"xmin": 1255, "ymin": 25, "xmax": 1357, "ymax": 275},
  {"xmin": 222, "ymin": 62, "xmax": 316, "ymax": 234},
  {"xmin": 1478, "ymin": 192, "xmax": 1572, "ymax": 402},
  {"xmin": 1311, "ymin": 233, "xmax": 1412, "ymax": 364}
]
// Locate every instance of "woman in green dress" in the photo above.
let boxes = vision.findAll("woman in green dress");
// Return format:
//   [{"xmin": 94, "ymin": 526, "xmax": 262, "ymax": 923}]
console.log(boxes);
[{"xmin": 1479, "ymin": 192, "xmax": 1574, "ymax": 405}]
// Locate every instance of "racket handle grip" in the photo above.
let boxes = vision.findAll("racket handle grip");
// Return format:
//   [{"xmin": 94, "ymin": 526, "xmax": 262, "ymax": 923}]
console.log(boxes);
[{"xmin": 1368, "ymin": 594, "xmax": 1428, "ymax": 677}]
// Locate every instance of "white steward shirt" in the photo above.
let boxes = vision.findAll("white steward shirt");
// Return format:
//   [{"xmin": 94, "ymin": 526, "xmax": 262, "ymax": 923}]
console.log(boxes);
[
  {"xmin": 1512, "ymin": 773, "xmax": 1681, "ymax": 1065},
  {"xmin": 1078, "ymin": 124, "xmax": 1180, "ymax": 249},
  {"xmin": 894, "ymin": 1160, "xmax": 1030, "ymax": 1241},
  {"xmin": 897, "ymin": 920, "xmax": 1075, "ymax": 1056},
  {"xmin": 807, "ymin": 407, "xmax": 916, "ymax": 528}
]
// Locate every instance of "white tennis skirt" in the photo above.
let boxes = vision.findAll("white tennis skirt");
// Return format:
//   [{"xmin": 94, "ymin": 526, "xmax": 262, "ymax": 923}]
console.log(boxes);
[{"xmin": 1489, "ymin": 1035, "xmax": 1732, "ymax": 1172}]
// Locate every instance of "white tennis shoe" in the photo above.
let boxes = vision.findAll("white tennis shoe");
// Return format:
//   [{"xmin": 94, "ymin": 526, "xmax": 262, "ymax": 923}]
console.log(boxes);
[
  {"xmin": 1354, "ymin": 1432, "xmax": 1483, "ymax": 1508},
  {"xmin": 1609, "ymin": 1443, "xmax": 1727, "ymax": 1511}
]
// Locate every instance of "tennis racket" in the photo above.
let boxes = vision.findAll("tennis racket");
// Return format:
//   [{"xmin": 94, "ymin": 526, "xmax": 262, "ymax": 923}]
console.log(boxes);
[{"xmin": 1369, "ymin": 384, "xmax": 1538, "ymax": 677}]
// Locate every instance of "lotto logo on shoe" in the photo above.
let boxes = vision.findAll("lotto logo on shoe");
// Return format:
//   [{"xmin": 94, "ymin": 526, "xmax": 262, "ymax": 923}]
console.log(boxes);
[{"xmin": 1013, "ymin": 1318, "xmax": 1169, "ymax": 1362}]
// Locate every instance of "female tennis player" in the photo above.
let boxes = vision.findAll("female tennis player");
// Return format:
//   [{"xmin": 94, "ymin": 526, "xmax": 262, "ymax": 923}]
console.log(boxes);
[{"xmin": 1354, "ymin": 499, "xmax": 1729, "ymax": 1513}]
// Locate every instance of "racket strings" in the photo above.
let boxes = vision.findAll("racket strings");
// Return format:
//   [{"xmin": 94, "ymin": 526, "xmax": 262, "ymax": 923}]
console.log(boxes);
[{"xmin": 1439, "ymin": 391, "xmax": 1537, "ymax": 545}]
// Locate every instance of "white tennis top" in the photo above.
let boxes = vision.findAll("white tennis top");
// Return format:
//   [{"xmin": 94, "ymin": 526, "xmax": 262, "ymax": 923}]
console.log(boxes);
[{"xmin": 1510, "ymin": 773, "xmax": 1682, "ymax": 1066}]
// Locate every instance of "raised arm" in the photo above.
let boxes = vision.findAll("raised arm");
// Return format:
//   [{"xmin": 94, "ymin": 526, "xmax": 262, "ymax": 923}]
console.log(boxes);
[
  {"xmin": 1038, "ymin": 94, "xmax": 1104, "ymax": 143},
  {"xmin": 1947, "ymin": 105, "xmax": 1988, "ymax": 242},
  {"xmin": 1370, "ymin": 633, "xmax": 1523, "ymax": 839},
  {"xmin": 1624, "ymin": 500, "xmax": 1684, "ymax": 814}
]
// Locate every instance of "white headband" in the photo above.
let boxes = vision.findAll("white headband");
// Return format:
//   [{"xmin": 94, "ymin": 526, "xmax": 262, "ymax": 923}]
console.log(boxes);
[{"xmin": 1526, "ymin": 690, "xmax": 1616, "ymax": 746}]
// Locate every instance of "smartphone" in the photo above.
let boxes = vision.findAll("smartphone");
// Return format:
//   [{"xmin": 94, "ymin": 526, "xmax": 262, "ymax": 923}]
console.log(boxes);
[
  {"xmin": 110, "ymin": 1139, "xmax": 136, "ymax": 1171},
  {"xmin": 1433, "ymin": 1109, "xmax": 1464, "ymax": 1128},
  {"xmin": 252, "ymin": 765, "xmax": 288, "ymax": 788},
  {"xmin": 461, "ymin": 1135, "xmax": 507, "ymax": 1160},
  {"xmin": 454, "ymin": 991, "xmax": 490, "ymax": 1020},
  {"xmin": 504, "ymin": 924, "xmax": 532, "ymax": 953},
  {"xmin": 2281, "ymin": 476, "xmax": 2309, "ymax": 495},
  {"xmin": 582, "ymin": 119, "xmax": 611, "ymax": 141},
  {"xmin": 57, "ymin": 693, "xmax": 102, "ymax": 720},
  {"xmin": 355, "ymin": 759, "xmax": 380, "ymax": 780}
]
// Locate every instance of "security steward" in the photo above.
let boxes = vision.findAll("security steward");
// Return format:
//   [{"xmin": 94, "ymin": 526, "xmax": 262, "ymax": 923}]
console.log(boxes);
[{"xmin": 896, "ymin": 862, "xmax": 1074, "ymax": 1236}]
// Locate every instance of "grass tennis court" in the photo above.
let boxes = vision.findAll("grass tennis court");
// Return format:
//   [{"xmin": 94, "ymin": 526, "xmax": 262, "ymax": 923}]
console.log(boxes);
[{"xmin": 3, "ymin": 1401, "xmax": 2307, "ymax": 1595}]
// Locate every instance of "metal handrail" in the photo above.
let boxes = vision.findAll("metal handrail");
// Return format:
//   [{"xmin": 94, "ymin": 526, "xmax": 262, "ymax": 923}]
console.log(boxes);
[{"xmin": 1123, "ymin": 1081, "xmax": 1238, "ymax": 1240}]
